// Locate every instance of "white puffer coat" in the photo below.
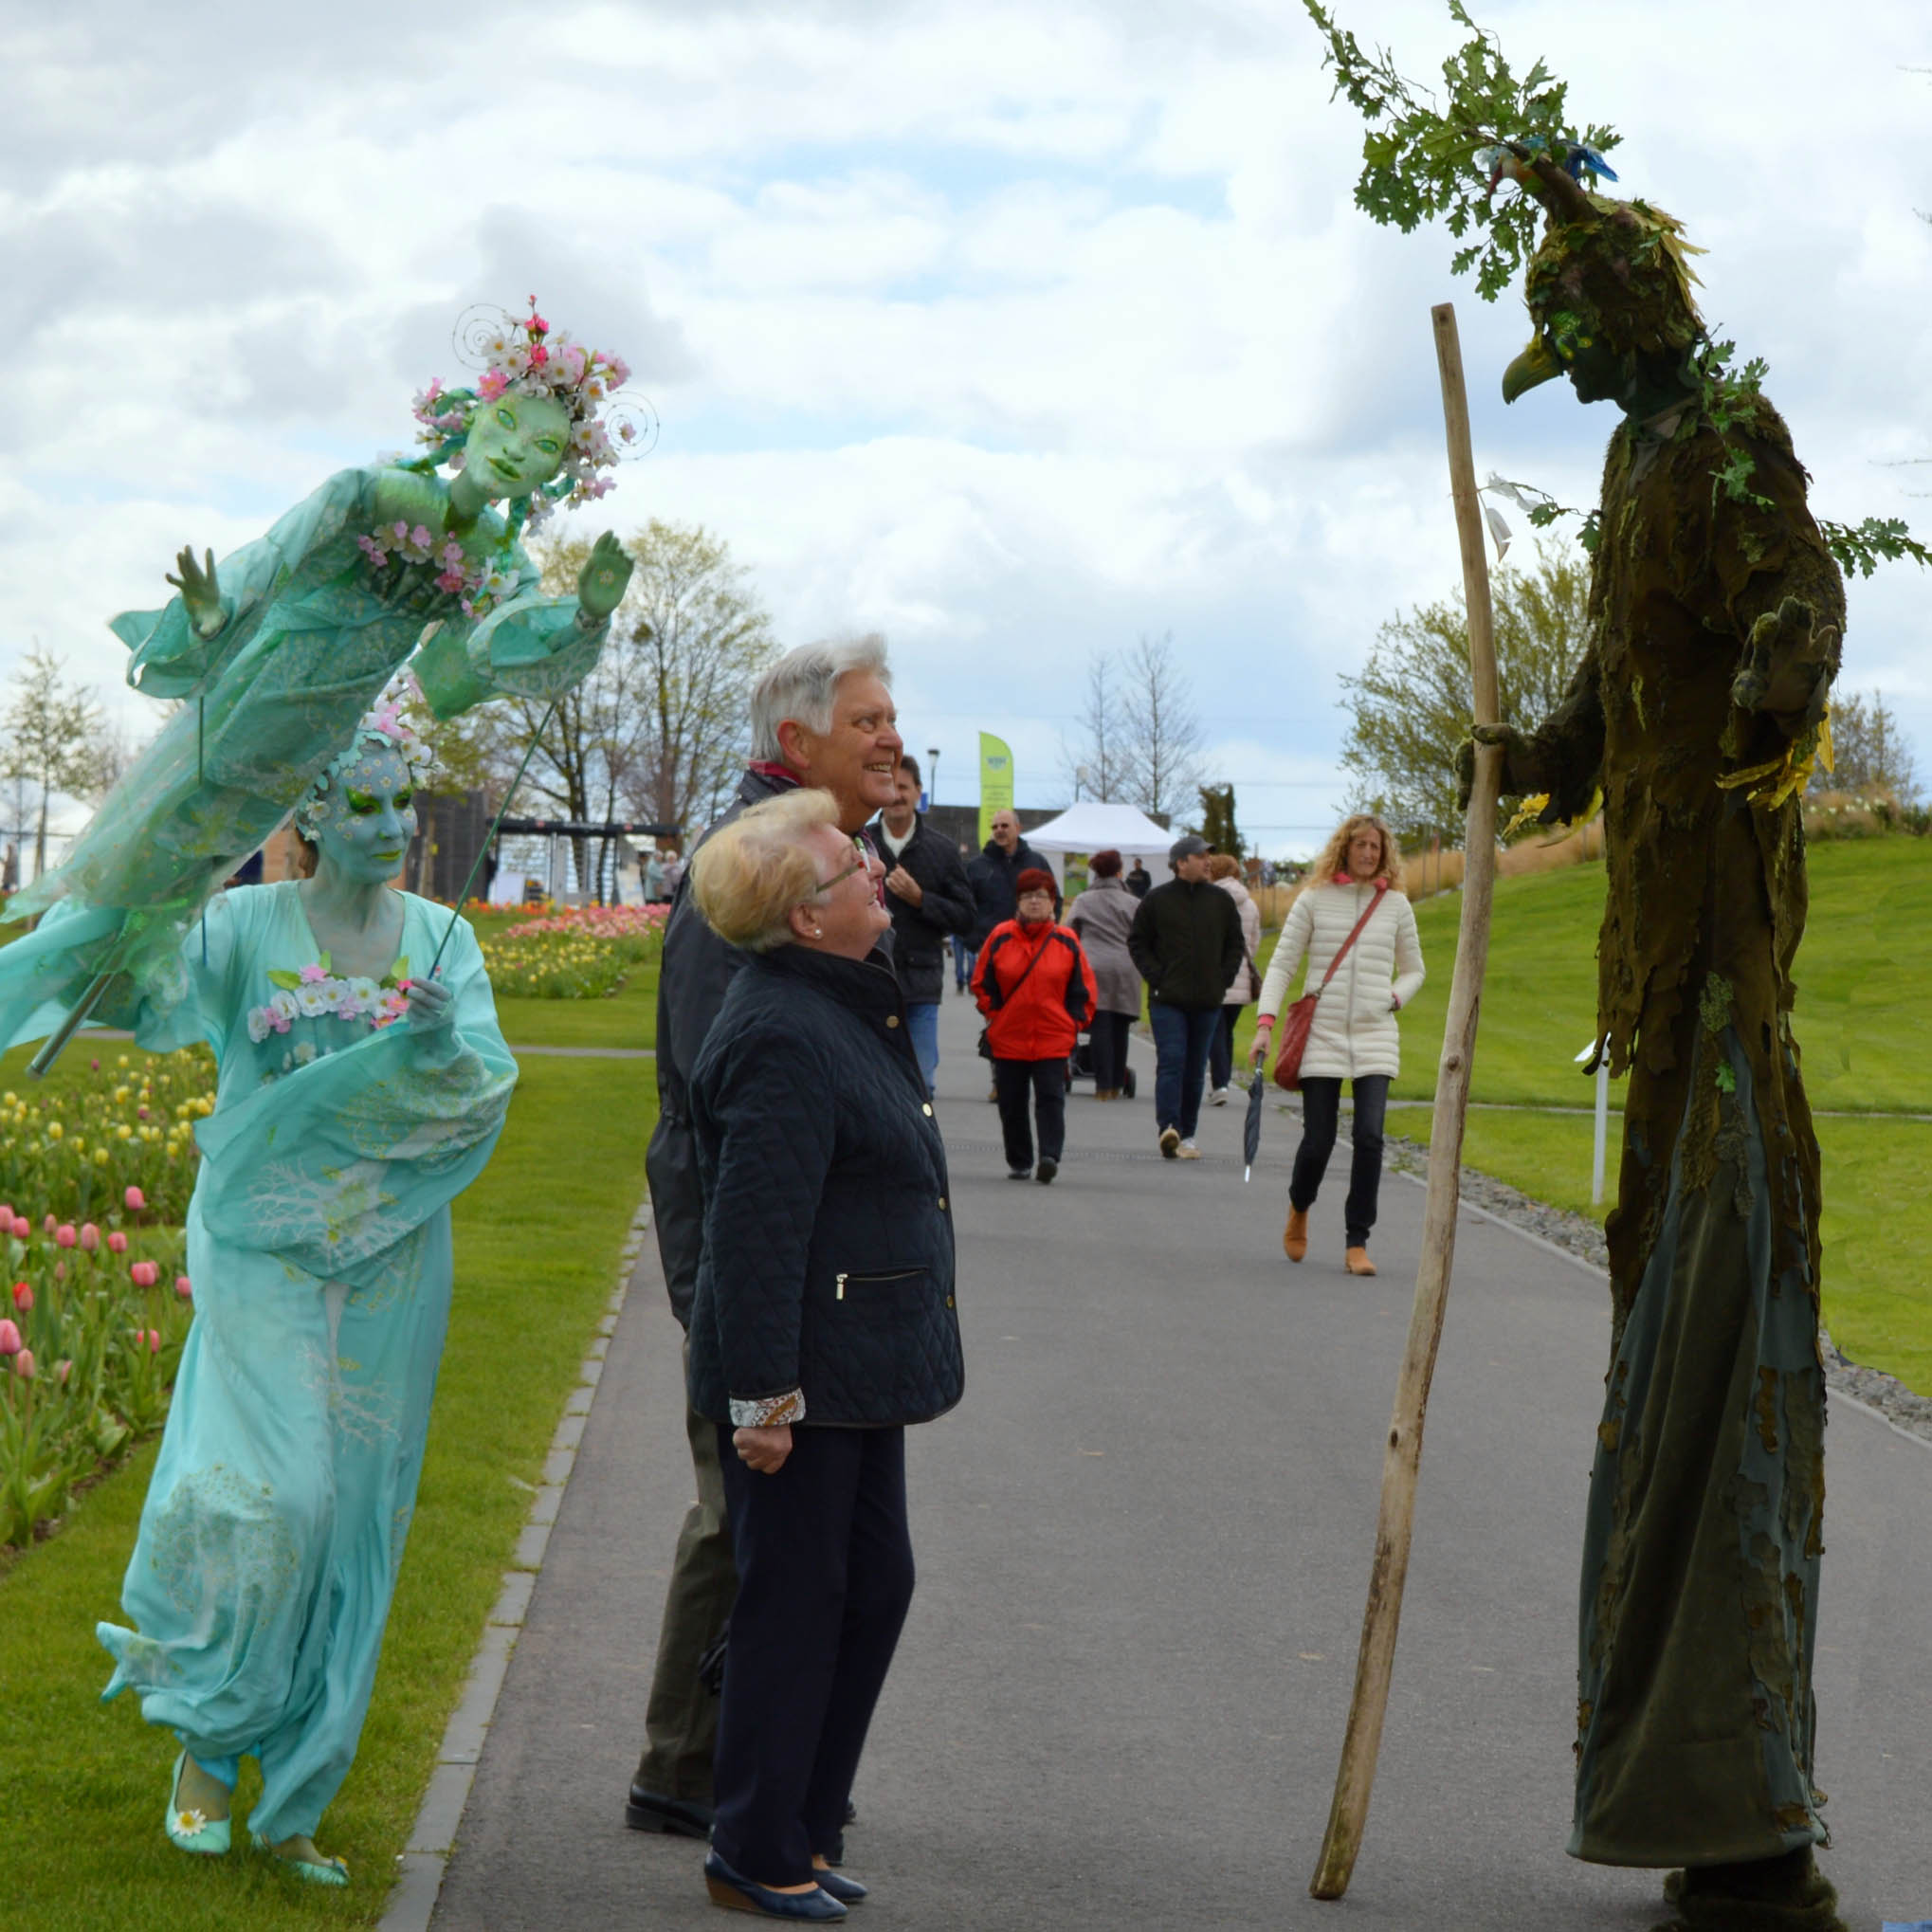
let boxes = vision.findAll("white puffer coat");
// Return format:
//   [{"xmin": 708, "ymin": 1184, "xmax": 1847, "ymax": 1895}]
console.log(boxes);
[{"xmin": 1256, "ymin": 879, "xmax": 1425, "ymax": 1080}]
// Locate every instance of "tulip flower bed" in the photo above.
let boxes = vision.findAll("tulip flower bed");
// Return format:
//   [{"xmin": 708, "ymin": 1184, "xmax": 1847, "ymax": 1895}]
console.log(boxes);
[
  {"xmin": 0, "ymin": 1047, "xmax": 216, "ymax": 1225},
  {"xmin": 0, "ymin": 1202, "xmax": 191, "ymax": 1549},
  {"xmin": 477, "ymin": 902, "xmax": 666, "ymax": 999}
]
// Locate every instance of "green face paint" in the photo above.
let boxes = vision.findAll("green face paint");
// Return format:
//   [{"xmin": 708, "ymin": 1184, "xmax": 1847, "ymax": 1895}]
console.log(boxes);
[{"xmin": 460, "ymin": 391, "xmax": 573, "ymax": 501}]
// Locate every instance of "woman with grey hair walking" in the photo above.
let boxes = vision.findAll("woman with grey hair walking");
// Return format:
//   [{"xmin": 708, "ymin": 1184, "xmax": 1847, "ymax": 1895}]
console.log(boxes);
[
  {"xmin": 1252, "ymin": 813, "xmax": 1423, "ymax": 1276},
  {"xmin": 683, "ymin": 786, "xmax": 961, "ymax": 1921}
]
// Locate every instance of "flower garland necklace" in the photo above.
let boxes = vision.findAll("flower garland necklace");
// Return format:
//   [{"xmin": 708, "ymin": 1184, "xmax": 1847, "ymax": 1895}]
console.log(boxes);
[
  {"xmin": 356, "ymin": 519, "xmax": 518, "ymax": 623},
  {"xmin": 246, "ymin": 952, "xmax": 413, "ymax": 1047}
]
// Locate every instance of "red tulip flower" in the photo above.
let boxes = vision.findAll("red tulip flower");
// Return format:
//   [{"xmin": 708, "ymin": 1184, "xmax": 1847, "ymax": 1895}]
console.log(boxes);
[{"xmin": 10, "ymin": 1283, "xmax": 30, "ymax": 1312}]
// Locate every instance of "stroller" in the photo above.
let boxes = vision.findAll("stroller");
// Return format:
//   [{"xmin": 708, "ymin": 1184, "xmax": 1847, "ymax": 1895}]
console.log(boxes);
[{"xmin": 1066, "ymin": 1036, "xmax": 1137, "ymax": 1097}]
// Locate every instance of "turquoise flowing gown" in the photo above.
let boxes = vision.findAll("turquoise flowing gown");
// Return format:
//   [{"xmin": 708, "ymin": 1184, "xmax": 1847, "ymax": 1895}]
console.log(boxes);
[
  {"xmin": 85, "ymin": 883, "xmax": 517, "ymax": 1844},
  {"xmin": 0, "ymin": 464, "xmax": 604, "ymax": 1048}
]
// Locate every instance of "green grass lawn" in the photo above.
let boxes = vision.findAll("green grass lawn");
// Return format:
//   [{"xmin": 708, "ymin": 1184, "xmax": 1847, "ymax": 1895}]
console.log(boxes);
[
  {"xmin": 1238, "ymin": 837, "xmax": 1932, "ymax": 1396},
  {"xmin": 2, "ymin": 1041, "xmax": 656, "ymax": 1928}
]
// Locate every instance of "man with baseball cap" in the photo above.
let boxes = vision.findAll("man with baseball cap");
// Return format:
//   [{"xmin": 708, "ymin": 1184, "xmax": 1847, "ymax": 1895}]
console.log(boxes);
[{"xmin": 1127, "ymin": 835, "xmax": 1245, "ymax": 1158}]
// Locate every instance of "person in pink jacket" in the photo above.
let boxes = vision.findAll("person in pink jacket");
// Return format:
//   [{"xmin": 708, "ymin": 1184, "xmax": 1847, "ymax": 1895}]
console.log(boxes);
[{"xmin": 1251, "ymin": 815, "xmax": 1424, "ymax": 1275}]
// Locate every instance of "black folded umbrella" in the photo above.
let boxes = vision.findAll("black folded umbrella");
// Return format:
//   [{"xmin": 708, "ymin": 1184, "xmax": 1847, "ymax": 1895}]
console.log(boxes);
[{"xmin": 1243, "ymin": 1070, "xmax": 1267, "ymax": 1181}]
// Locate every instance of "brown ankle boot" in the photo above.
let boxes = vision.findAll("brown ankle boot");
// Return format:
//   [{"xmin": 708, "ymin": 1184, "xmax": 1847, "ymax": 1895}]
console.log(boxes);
[
  {"xmin": 1343, "ymin": 1246, "xmax": 1376, "ymax": 1276},
  {"xmin": 1283, "ymin": 1206, "xmax": 1308, "ymax": 1262}
]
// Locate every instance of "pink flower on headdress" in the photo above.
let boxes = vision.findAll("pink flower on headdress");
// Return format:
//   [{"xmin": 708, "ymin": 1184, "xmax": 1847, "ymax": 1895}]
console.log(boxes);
[
  {"xmin": 477, "ymin": 368, "xmax": 508, "ymax": 402},
  {"xmin": 299, "ymin": 963, "xmax": 329, "ymax": 984},
  {"xmin": 529, "ymin": 343, "xmax": 549, "ymax": 369}
]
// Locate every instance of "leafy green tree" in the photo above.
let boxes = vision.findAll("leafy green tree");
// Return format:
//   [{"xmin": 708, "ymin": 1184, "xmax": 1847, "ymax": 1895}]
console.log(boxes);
[
  {"xmin": 2, "ymin": 646, "xmax": 107, "ymax": 881},
  {"xmin": 1192, "ymin": 783, "xmax": 1244, "ymax": 859},
  {"xmin": 1827, "ymin": 689, "xmax": 1921, "ymax": 803},
  {"xmin": 1339, "ymin": 540, "xmax": 1588, "ymax": 846}
]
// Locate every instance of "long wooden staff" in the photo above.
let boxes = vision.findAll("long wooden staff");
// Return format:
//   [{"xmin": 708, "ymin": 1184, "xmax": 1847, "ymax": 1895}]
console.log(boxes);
[{"xmin": 1308, "ymin": 301, "xmax": 1503, "ymax": 1901}]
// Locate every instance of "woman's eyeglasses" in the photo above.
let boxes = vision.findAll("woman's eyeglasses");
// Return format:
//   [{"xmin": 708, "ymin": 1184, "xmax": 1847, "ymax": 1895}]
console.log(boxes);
[{"xmin": 811, "ymin": 836, "xmax": 871, "ymax": 897}]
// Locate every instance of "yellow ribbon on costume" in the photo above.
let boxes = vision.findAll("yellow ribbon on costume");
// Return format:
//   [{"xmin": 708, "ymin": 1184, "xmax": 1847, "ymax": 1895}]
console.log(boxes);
[{"xmin": 1715, "ymin": 710, "xmax": 1833, "ymax": 811}]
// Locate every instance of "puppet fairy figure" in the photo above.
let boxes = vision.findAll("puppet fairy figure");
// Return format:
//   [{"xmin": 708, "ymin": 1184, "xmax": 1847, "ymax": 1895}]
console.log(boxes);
[
  {"xmin": 0, "ymin": 301, "xmax": 635, "ymax": 1061},
  {"xmin": 93, "ymin": 703, "xmax": 517, "ymax": 1885},
  {"xmin": 1295, "ymin": 7, "xmax": 1926, "ymax": 1923}
]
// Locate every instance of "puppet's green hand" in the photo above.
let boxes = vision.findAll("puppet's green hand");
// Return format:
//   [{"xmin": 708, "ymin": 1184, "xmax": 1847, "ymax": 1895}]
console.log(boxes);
[
  {"xmin": 1732, "ymin": 596, "xmax": 1836, "ymax": 723},
  {"xmin": 164, "ymin": 547, "xmax": 227, "ymax": 641},
  {"xmin": 576, "ymin": 532, "xmax": 633, "ymax": 622}
]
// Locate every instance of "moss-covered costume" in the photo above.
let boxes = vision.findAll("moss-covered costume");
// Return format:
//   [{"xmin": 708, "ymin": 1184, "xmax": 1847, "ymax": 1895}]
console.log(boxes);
[{"xmin": 1487, "ymin": 192, "xmax": 1846, "ymax": 1893}]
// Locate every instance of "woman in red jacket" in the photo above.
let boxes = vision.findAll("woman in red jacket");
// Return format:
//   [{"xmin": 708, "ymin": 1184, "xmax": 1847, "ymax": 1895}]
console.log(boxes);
[{"xmin": 972, "ymin": 867, "xmax": 1098, "ymax": 1184}]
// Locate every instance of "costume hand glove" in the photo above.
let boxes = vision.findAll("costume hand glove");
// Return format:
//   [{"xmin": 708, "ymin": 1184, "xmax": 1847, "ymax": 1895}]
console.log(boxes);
[
  {"xmin": 165, "ymin": 546, "xmax": 226, "ymax": 640},
  {"xmin": 575, "ymin": 531, "xmax": 633, "ymax": 622},
  {"xmin": 1730, "ymin": 595, "xmax": 1837, "ymax": 727},
  {"xmin": 405, "ymin": 975, "xmax": 454, "ymax": 1034}
]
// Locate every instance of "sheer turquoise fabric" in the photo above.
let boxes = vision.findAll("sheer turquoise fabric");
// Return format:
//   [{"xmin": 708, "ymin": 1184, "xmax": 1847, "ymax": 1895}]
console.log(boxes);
[
  {"xmin": 0, "ymin": 465, "xmax": 604, "ymax": 1048},
  {"xmin": 92, "ymin": 883, "xmax": 516, "ymax": 1844}
]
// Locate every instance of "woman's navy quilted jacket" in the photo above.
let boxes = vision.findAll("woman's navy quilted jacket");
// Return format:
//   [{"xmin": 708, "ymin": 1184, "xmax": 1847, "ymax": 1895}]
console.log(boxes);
[{"xmin": 686, "ymin": 943, "xmax": 963, "ymax": 1429}]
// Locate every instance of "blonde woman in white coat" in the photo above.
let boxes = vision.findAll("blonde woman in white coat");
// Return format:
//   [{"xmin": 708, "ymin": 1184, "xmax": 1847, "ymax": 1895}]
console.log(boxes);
[{"xmin": 1251, "ymin": 815, "xmax": 1424, "ymax": 1275}]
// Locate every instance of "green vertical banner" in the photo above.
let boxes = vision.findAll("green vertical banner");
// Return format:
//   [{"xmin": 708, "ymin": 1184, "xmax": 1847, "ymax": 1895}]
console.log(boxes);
[{"xmin": 977, "ymin": 733, "xmax": 1014, "ymax": 847}]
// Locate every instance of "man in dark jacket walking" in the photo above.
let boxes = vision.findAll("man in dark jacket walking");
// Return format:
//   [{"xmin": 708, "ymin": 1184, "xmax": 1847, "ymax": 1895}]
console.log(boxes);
[
  {"xmin": 1128, "ymin": 833, "xmax": 1244, "ymax": 1159},
  {"xmin": 629, "ymin": 635, "xmax": 901, "ymax": 1841},
  {"xmin": 965, "ymin": 809, "xmax": 1050, "ymax": 947},
  {"xmin": 866, "ymin": 753, "xmax": 974, "ymax": 1094}
]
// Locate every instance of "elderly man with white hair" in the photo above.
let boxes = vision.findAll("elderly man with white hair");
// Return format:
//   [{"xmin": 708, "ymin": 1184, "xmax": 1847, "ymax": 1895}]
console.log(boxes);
[{"xmin": 628, "ymin": 636, "xmax": 901, "ymax": 1843}]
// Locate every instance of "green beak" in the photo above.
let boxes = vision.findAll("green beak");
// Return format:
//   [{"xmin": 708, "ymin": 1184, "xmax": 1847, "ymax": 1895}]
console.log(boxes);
[{"xmin": 1502, "ymin": 336, "xmax": 1562, "ymax": 404}]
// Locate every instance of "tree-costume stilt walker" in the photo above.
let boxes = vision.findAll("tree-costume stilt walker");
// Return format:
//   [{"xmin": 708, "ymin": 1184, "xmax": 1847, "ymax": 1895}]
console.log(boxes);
[
  {"xmin": 0, "ymin": 304, "xmax": 639, "ymax": 1883},
  {"xmin": 1305, "ymin": 9, "xmax": 1926, "ymax": 1926}
]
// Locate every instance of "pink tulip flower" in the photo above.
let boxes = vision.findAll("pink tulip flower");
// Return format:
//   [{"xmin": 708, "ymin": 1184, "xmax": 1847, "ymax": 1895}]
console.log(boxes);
[
  {"xmin": 55, "ymin": 1358, "xmax": 71, "ymax": 1385},
  {"xmin": 0, "ymin": 1202, "xmax": 11, "ymax": 1225},
  {"xmin": 79, "ymin": 1223, "xmax": 100, "ymax": 1253},
  {"xmin": 42, "ymin": 1213, "xmax": 55, "ymax": 1233},
  {"xmin": 145, "ymin": 1328, "xmax": 161, "ymax": 1354},
  {"xmin": 130, "ymin": 1261, "xmax": 160, "ymax": 1289},
  {"xmin": 14, "ymin": 1348, "xmax": 33, "ymax": 1379},
  {"xmin": 10, "ymin": 1283, "xmax": 30, "ymax": 1312},
  {"xmin": 54, "ymin": 1224, "xmax": 77, "ymax": 1249},
  {"xmin": 89, "ymin": 1057, "xmax": 99, "ymax": 1071},
  {"xmin": 52, "ymin": 1261, "xmax": 65, "ymax": 1282},
  {"xmin": 0, "ymin": 1319, "xmax": 20, "ymax": 1355},
  {"xmin": 125, "ymin": 1186, "xmax": 145, "ymax": 1212},
  {"xmin": 11, "ymin": 1217, "xmax": 29, "ymax": 1240},
  {"xmin": 174, "ymin": 1275, "xmax": 193, "ymax": 1301},
  {"xmin": 106, "ymin": 1230, "xmax": 128, "ymax": 1254}
]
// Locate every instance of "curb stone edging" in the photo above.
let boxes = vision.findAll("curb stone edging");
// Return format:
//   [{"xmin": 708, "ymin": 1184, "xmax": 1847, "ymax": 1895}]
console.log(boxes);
[
  {"xmin": 1385, "ymin": 1137, "xmax": 1932, "ymax": 1452},
  {"xmin": 379, "ymin": 1193, "xmax": 654, "ymax": 1932}
]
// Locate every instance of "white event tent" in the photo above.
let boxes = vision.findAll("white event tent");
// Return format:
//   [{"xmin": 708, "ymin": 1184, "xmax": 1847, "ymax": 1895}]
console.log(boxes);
[{"xmin": 1022, "ymin": 801, "xmax": 1176, "ymax": 891}]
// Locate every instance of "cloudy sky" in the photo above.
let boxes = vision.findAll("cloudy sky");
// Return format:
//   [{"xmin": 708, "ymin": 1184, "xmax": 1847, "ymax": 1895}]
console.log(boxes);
[{"xmin": 6, "ymin": 0, "xmax": 1927, "ymax": 853}]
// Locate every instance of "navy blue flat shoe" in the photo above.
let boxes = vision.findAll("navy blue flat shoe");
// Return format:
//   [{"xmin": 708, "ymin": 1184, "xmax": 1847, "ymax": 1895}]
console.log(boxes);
[
  {"xmin": 703, "ymin": 1850, "xmax": 847, "ymax": 1920},
  {"xmin": 814, "ymin": 1868, "xmax": 868, "ymax": 1905}
]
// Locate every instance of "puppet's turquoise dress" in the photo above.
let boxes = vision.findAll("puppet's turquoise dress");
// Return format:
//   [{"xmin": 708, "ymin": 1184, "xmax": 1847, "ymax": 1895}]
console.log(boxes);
[
  {"xmin": 89, "ymin": 883, "xmax": 516, "ymax": 1844},
  {"xmin": 0, "ymin": 464, "xmax": 603, "ymax": 1047}
]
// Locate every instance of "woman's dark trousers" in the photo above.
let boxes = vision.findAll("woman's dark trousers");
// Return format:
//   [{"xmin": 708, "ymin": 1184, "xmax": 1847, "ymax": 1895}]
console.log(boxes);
[
  {"xmin": 994, "ymin": 1055, "xmax": 1066, "ymax": 1169},
  {"xmin": 1208, "ymin": 1006, "xmax": 1242, "ymax": 1091},
  {"xmin": 1089, "ymin": 1011, "xmax": 1131, "ymax": 1092},
  {"xmin": 1290, "ymin": 1074, "xmax": 1391, "ymax": 1247},
  {"xmin": 713, "ymin": 1424, "xmax": 915, "ymax": 1887}
]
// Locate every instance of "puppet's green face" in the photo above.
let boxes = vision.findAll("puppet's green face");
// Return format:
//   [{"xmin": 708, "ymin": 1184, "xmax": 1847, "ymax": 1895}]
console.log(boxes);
[
  {"xmin": 461, "ymin": 392, "xmax": 573, "ymax": 501},
  {"xmin": 1504, "ymin": 312, "xmax": 1621, "ymax": 405}
]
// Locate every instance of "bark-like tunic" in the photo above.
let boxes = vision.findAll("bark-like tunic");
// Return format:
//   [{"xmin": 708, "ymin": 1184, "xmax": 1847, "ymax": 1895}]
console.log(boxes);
[{"xmin": 1507, "ymin": 392, "xmax": 1844, "ymax": 1868}]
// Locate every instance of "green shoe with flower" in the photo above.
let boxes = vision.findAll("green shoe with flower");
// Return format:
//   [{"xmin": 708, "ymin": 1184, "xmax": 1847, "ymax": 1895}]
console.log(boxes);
[
  {"xmin": 165, "ymin": 1751, "xmax": 231, "ymax": 1856},
  {"xmin": 255, "ymin": 1831, "xmax": 350, "ymax": 1886}
]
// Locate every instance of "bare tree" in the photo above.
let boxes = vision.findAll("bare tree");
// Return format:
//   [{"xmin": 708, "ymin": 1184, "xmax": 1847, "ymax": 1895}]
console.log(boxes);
[
  {"xmin": 1058, "ymin": 651, "xmax": 1130, "ymax": 802},
  {"xmin": 1829, "ymin": 689, "xmax": 1922, "ymax": 803},
  {"xmin": 1119, "ymin": 631, "xmax": 1205, "ymax": 824},
  {"xmin": 2, "ymin": 645, "xmax": 106, "ymax": 881}
]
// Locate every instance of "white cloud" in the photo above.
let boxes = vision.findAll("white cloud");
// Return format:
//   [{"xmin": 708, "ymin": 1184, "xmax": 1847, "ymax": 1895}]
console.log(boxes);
[{"xmin": 5, "ymin": 0, "xmax": 1929, "ymax": 860}]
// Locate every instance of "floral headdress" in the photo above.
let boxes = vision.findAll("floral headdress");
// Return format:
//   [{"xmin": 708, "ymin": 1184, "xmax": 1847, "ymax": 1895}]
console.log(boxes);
[
  {"xmin": 295, "ymin": 681, "xmax": 434, "ymax": 841},
  {"xmin": 402, "ymin": 298, "xmax": 649, "ymax": 537}
]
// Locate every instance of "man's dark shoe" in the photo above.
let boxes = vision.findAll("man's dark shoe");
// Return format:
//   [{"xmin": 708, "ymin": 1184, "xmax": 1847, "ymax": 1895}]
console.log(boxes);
[{"xmin": 625, "ymin": 1785, "xmax": 714, "ymax": 1838}]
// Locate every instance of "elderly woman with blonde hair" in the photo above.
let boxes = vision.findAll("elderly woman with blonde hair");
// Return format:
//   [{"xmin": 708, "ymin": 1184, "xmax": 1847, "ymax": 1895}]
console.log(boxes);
[
  {"xmin": 682, "ymin": 786, "xmax": 963, "ymax": 1922},
  {"xmin": 1252, "ymin": 812, "xmax": 1424, "ymax": 1277}
]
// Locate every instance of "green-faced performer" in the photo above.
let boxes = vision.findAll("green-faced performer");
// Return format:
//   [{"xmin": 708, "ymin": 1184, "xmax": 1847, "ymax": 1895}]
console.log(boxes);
[
  {"xmin": 0, "ymin": 300, "xmax": 636, "ymax": 1055},
  {"xmin": 1302, "ymin": 9, "xmax": 1932, "ymax": 1924}
]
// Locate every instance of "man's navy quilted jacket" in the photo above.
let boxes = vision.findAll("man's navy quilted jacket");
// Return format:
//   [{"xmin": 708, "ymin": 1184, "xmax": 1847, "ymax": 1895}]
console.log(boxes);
[{"xmin": 686, "ymin": 942, "xmax": 964, "ymax": 1429}]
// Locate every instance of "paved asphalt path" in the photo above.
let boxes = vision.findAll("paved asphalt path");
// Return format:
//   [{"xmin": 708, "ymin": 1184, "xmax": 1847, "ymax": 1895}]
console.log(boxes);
[{"xmin": 431, "ymin": 990, "xmax": 1932, "ymax": 1931}]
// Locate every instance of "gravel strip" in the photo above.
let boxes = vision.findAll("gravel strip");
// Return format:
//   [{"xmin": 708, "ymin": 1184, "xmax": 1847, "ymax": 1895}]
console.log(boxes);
[{"xmin": 1385, "ymin": 1133, "xmax": 1932, "ymax": 1449}]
